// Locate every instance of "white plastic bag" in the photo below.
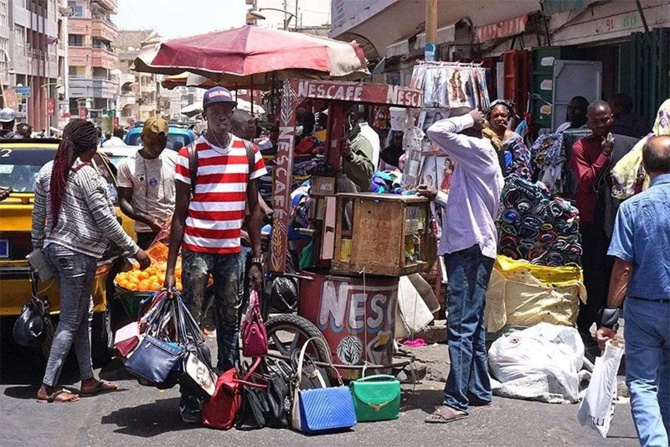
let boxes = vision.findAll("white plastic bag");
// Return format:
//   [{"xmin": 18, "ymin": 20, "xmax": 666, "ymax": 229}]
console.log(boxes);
[
  {"xmin": 577, "ymin": 341, "xmax": 624, "ymax": 438},
  {"xmin": 488, "ymin": 323, "xmax": 585, "ymax": 403}
]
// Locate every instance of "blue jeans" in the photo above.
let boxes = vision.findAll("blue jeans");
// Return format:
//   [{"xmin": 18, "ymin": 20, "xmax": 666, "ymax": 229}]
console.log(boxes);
[
  {"xmin": 181, "ymin": 248, "xmax": 242, "ymax": 371},
  {"xmin": 624, "ymin": 297, "xmax": 670, "ymax": 446},
  {"xmin": 443, "ymin": 245, "xmax": 495, "ymax": 412},
  {"xmin": 42, "ymin": 243, "xmax": 96, "ymax": 387}
]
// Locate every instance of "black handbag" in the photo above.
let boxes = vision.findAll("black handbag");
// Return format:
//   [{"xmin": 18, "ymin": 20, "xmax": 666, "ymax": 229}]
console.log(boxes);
[
  {"xmin": 236, "ymin": 359, "xmax": 269, "ymax": 430},
  {"xmin": 13, "ymin": 272, "xmax": 52, "ymax": 348},
  {"xmin": 290, "ymin": 348, "xmax": 330, "ymax": 390},
  {"xmin": 263, "ymin": 358, "xmax": 293, "ymax": 428}
]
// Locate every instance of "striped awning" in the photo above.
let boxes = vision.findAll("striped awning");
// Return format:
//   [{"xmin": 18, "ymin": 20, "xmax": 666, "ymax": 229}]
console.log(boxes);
[{"xmin": 476, "ymin": 14, "xmax": 529, "ymax": 43}]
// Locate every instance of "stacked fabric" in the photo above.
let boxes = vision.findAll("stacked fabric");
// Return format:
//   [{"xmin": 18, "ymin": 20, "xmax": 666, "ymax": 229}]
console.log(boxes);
[{"xmin": 497, "ymin": 174, "xmax": 582, "ymax": 266}]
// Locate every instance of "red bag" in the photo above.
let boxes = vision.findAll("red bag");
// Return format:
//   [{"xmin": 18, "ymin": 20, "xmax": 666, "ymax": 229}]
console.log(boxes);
[
  {"xmin": 240, "ymin": 290, "xmax": 268, "ymax": 357},
  {"xmin": 201, "ymin": 358, "xmax": 261, "ymax": 430}
]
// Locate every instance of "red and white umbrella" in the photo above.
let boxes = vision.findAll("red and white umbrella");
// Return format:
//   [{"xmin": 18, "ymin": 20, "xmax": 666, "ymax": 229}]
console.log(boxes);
[{"xmin": 134, "ymin": 25, "xmax": 369, "ymax": 89}]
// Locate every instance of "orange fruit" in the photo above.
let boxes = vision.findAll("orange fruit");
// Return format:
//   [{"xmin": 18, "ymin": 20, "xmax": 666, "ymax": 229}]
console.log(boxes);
[
  {"xmin": 137, "ymin": 271, "xmax": 149, "ymax": 280},
  {"xmin": 127, "ymin": 283, "xmax": 138, "ymax": 291},
  {"xmin": 138, "ymin": 279, "xmax": 151, "ymax": 291}
]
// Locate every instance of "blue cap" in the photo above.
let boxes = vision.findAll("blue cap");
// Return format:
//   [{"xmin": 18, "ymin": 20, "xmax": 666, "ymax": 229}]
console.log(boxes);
[{"xmin": 203, "ymin": 87, "xmax": 237, "ymax": 110}]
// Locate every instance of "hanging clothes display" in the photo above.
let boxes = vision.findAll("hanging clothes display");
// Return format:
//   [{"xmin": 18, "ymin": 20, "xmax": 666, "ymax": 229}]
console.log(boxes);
[
  {"xmin": 411, "ymin": 62, "xmax": 491, "ymax": 111},
  {"xmin": 497, "ymin": 174, "xmax": 582, "ymax": 267}
]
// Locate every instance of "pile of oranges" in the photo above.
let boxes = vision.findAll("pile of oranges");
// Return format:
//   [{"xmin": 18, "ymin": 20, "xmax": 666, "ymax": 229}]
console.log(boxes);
[{"xmin": 115, "ymin": 261, "xmax": 183, "ymax": 292}]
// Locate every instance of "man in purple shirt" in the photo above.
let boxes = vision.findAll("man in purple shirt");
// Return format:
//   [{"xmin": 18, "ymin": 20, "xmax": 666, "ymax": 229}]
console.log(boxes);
[{"xmin": 422, "ymin": 108, "xmax": 503, "ymax": 423}]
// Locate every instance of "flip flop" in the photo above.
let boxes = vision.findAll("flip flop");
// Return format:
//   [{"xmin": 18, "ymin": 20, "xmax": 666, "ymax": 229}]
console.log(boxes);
[
  {"xmin": 79, "ymin": 380, "xmax": 118, "ymax": 397},
  {"xmin": 37, "ymin": 389, "xmax": 80, "ymax": 403},
  {"xmin": 425, "ymin": 405, "xmax": 468, "ymax": 424}
]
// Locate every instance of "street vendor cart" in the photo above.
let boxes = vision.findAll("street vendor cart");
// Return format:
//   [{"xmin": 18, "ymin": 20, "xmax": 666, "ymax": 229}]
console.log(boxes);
[{"xmin": 265, "ymin": 79, "xmax": 434, "ymax": 379}]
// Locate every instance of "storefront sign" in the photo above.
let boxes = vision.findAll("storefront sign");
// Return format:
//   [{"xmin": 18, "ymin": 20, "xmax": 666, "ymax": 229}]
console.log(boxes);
[
  {"xmin": 46, "ymin": 98, "xmax": 56, "ymax": 116},
  {"xmin": 15, "ymin": 86, "xmax": 31, "ymax": 97},
  {"xmin": 476, "ymin": 15, "xmax": 529, "ymax": 43},
  {"xmin": 3, "ymin": 88, "xmax": 17, "ymax": 109}
]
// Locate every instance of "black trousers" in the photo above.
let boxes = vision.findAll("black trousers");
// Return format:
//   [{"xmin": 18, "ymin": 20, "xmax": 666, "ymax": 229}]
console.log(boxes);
[{"xmin": 577, "ymin": 223, "xmax": 614, "ymax": 335}]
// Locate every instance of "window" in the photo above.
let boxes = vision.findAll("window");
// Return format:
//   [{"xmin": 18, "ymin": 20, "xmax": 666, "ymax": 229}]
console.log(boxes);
[
  {"xmin": 14, "ymin": 26, "xmax": 26, "ymax": 56},
  {"xmin": 67, "ymin": 1, "xmax": 84, "ymax": 17},
  {"xmin": 0, "ymin": 37, "xmax": 8, "ymax": 76},
  {"xmin": 68, "ymin": 34, "xmax": 83, "ymax": 47},
  {"xmin": 0, "ymin": 0, "xmax": 7, "ymax": 28}
]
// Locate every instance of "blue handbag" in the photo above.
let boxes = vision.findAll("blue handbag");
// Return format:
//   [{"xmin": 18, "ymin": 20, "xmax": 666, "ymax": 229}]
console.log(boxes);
[
  {"xmin": 291, "ymin": 338, "xmax": 357, "ymax": 434},
  {"xmin": 125, "ymin": 334, "xmax": 184, "ymax": 384}
]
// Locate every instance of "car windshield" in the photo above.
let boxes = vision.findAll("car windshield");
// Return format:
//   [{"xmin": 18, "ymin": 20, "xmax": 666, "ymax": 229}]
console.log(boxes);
[
  {"xmin": 126, "ymin": 132, "xmax": 190, "ymax": 151},
  {"xmin": 0, "ymin": 147, "xmax": 56, "ymax": 192}
]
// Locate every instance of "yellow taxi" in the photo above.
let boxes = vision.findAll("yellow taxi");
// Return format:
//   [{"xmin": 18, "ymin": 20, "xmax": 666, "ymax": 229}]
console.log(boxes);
[{"xmin": 0, "ymin": 138, "xmax": 135, "ymax": 365}]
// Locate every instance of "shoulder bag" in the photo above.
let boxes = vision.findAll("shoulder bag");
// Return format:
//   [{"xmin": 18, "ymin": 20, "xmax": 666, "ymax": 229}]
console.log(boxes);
[
  {"xmin": 291, "ymin": 337, "xmax": 357, "ymax": 434},
  {"xmin": 240, "ymin": 289, "xmax": 268, "ymax": 357},
  {"xmin": 349, "ymin": 373, "xmax": 401, "ymax": 422}
]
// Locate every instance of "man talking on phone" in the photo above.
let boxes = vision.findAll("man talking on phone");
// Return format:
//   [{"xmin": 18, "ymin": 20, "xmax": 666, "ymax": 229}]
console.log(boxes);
[{"xmin": 421, "ymin": 108, "xmax": 503, "ymax": 424}]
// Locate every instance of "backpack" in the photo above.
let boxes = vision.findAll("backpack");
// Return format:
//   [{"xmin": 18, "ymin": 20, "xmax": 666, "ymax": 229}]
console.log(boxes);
[{"xmin": 187, "ymin": 137, "xmax": 256, "ymax": 197}]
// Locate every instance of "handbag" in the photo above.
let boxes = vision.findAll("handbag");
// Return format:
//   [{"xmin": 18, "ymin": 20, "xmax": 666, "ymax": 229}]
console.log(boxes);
[
  {"xmin": 290, "ymin": 348, "xmax": 329, "ymax": 390},
  {"xmin": 236, "ymin": 360, "xmax": 270, "ymax": 430},
  {"xmin": 184, "ymin": 352, "xmax": 217, "ymax": 397},
  {"xmin": 291, "ymin": 337, "xmax": 357, "ymax": 434},
  {"xmin": 240, "ymin": 289, "xmax": 268, "ymax": 357},
  {"xmin": 113, "ymin": 322, "xmax": 141, "ymax": 358},
  {"xmin": 124, "ymin": 334, "xmax": 184, "ymax": 384},
  {"xmin": 349, "ymin": 374, "xmax": 401, "ymax": 422},
  {"xmin": 202, "ymin": 357, "xmax": 262, "ymax": 430},
  {"xmin": 263, "ymin": 357, "xmax": 293, "ymax": 428},
  {"xmin": 13, "ymin": 295, "xmax": 51, "ymax": 348},
  {"xmin": 26, "ymin": 248, "xmax": 53, "ymax": 281}
]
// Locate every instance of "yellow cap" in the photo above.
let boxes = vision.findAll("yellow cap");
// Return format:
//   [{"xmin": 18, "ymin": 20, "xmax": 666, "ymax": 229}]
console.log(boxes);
[{"xmin": 142, "ymin": 117, "xmax": 168, "ymax": 136}]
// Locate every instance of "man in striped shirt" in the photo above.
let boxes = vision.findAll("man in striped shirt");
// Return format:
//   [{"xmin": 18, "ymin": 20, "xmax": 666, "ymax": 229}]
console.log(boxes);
[{"xmin": 164, "ymin": 88, "xmax": 266, "ymax": 421}]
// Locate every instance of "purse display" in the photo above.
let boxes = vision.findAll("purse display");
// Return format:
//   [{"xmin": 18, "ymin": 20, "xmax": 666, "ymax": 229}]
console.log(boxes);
[
  {"xmin": 291, "ymin": 338, "xmax": 357, "ymax": 434},
  {"xmin": 349, "ymin": 374, "xmax": 401, "ymax": 422},
  {"xmin": 240, "ymin": 289, "xmax": 268, "ymax": 357}
]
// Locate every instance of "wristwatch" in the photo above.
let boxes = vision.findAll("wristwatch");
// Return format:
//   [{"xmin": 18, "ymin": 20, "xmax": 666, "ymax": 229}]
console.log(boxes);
[
  {"xmin": 597, "ymin": 307, "xmax": 620, "ymax": 330},
  {"xmin": 250, "ymin": 256, "xmax": 263, "ymax": 266}
]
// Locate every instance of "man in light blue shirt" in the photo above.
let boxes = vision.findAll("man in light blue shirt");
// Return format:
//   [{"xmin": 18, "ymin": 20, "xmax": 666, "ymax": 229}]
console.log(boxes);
[
  {"xmin": 597, "ymin": 135, "xmax": 670, "ymax": 446},
  {"xmin": 422, "ymin": 108, "xmax": 503, "ymax": 424}
]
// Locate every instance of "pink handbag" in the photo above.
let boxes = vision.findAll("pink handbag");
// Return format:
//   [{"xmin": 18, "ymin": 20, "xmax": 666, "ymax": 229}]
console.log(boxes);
[{"xmin": 240, "ymin": 290, "xmax": 268, "ymax": 357}]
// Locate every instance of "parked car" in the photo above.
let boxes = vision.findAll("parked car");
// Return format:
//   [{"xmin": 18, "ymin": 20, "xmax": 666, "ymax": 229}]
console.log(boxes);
[
  {"xmin": 124, "ymin": 123, "xmax": 195, "ymax": 151},
  {"xmin": 0, "ymin": 138, "xmax": 135, "ymax": 366}
]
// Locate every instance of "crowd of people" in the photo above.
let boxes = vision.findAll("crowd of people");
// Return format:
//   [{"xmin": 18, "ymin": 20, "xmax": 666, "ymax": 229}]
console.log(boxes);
[{"xmin": 16, "ymin": 81, "xmax": 669, "ymax": 445}]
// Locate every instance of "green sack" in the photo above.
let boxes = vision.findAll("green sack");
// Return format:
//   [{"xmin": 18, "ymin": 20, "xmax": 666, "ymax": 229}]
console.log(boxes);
[{"xmin": 349, "ymin": 375, "xmax": 401, "ymax": 422}]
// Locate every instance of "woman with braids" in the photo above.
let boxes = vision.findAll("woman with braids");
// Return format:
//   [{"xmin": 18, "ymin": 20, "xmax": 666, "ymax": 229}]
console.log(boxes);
[
  {"xmin": 31, "ymin": 120, "xmax": 151, "ymax": 403},
  {"xmin": 483, "ymin": 100, "xmax": 532, "ymax": 180}
]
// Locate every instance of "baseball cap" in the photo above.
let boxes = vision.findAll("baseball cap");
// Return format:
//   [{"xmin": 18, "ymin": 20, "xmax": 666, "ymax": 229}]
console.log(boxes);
[
  {"xmin": 0, "ymin": 108, "xmax": 16, "ymax": 123},
  {"xmin": 202, "ymin": 87, "xmax": 237, "ymax": 110},
  {"xmin": 142, "ymin": 116, "xmax": 168, "ymax": 136}
]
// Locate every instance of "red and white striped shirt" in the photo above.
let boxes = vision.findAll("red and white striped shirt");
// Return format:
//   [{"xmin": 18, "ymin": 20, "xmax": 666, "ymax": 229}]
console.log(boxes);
[{"xmin": 175, "ymin": 135, "xmax": 267, "ymax": 254}]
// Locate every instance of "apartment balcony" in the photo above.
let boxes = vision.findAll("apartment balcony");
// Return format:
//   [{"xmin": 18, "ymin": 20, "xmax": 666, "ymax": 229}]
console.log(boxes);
[
  {"xmin": 119, "ymin": 92, "xmax": 136, "ymax": 108},
  {"xmin": 68, "ymin": 17, "xmax": 90, "ymax": 35},
  {"xmin": 69, "ymin": 76, "xmax": 119, "ymax": 99},
  {"xmin": 68, "ymin": 47, "xmax": 117, "ymax": 69},
  {"xmin": 92, "ymin": 19, "xmax": 118, "ymax": 42},
  {"xmin": 92, "ymin": 0, "xmax": 118, "ymax": 14}
]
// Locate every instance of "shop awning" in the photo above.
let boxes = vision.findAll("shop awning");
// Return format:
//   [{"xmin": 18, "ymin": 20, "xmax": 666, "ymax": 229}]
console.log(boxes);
[
  {"xmin": 475, "ymin": 14, "xmax": 530, "ymax": 43},
  {"xmin": 415, "ymin": 24, "xmax": 456, "ymax": 50}
]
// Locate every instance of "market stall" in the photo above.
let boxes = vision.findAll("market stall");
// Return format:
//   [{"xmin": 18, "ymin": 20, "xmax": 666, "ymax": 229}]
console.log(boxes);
[{"xmin": 265, "ymin": 78, "xmax": 433, "ymax": 378}]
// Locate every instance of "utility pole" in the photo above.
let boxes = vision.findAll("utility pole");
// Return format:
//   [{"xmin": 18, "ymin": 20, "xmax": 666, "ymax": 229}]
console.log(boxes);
[{"xmin": 425, "ymin": 0, "xmax": 437, "ymax": 61}]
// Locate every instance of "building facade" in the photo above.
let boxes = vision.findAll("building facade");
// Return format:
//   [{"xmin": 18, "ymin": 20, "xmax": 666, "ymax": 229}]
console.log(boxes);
[
  {"xmin": 66, "ymin": 0, "xmax": 117, "ymax": 123},
  {"xmin": 0, "ymin": 0, "xmax": 64, "ymax": 131},
  {"xmin": 113, "ymin": 29, "xmax": 162, "ymax": 126}
]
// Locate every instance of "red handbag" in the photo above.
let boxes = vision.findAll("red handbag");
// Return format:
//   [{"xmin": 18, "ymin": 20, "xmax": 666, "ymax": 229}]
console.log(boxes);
[
  {"xmin": 114, "ymin": 322, "xmax": 140, "ymax": 359},
  {"xmin": 240, "ymin": 290, "xmax": 268, "ymax": 357},
  {"xmin": 201, "ymin": 358, "xmax": 262, "ymax": 430}
]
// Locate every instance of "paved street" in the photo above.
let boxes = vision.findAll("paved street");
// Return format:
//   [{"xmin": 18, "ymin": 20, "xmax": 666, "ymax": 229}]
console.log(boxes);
[{"xmin": 0, "ymin": 337, "xmax": 639, "ymax": 447}]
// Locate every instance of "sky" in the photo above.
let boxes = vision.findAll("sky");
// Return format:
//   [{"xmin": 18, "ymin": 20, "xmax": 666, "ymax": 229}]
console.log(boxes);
[{"xmin": 113, "ymin": 0, "xmax": 331, "ymax": 39}]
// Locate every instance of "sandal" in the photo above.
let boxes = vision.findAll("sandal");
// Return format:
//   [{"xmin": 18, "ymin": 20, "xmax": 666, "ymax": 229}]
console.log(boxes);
[
  {"xmin": 425, "ymin": 405, "xmax": 468, "ymax": 424},
  {"xmin": 37, "ymin": 389, "xmax": 80, "ymax": 403},
  {"xmin": 79, "ymin": 380, "xmax": 118, "ymax": 397}
]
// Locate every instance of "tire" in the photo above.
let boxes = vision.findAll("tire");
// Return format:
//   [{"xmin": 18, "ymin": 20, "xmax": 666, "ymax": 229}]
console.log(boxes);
[
  {"xmin": 265, "ymin": 314, "xmax": 331, "ymax": 363},
  {"xmin": 91, "ymin": 310, "xmax": 112, "ymax": 368}
]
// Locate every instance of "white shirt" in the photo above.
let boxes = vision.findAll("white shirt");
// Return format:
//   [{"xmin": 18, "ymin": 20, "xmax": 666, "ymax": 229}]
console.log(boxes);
[
  {"xmin": 427, "ymin": 114, "xmax": 503, "ymax": 259},
  {"xmin": 359, "ymin": 122, "xmax": 381, "ymax": 169},
  {"xmin": 117, "ymin": 149, "xmax": 177, "ymax": 233}
]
